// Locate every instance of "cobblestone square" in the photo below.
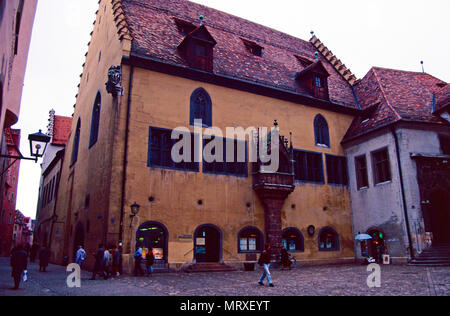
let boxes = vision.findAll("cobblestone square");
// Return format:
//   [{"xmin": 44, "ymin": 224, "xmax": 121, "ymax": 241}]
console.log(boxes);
[{"xmin": 0, "ymin": 258, "xmax": 448, "ymax": 296}]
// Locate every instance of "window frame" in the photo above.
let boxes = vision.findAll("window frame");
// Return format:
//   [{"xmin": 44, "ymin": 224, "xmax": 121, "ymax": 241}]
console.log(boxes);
[
  {"xmin": 318, "ymin": 227, "xmax": 340, "ymax": 252},
  {"xmin": 89, "ymin": 92, "xmax": 102, "ymax": 148},
  {"xmin": 355, "ymin": 154, "xmax": 369, "ymax": 190},
  {"xmin": 147, "ymin": 126, "xmax": 199, "ymax": 173},
  {"xmin": 371, "ymin": 147, "xmax": 392, "ymax": 185},
  {"xmin": 71, "ymin": 118, "xmax": 81, "ymax": 166},
  {"xmin": 293, "ymin": 149, "xmax": 324, "ymax": 184},
  {"xmin": 237, "ymin": 226, "xmax": 264, "ymax": 254},
  {"xmin": 190, "ymin": 88, "xmax": 212, "ymax": 128},
  {"xmin": 282, "ymin": 228, "xmax": 305, "ymax": 253},
  {"xmin": 326, "ymin": 154, "xmax": 348, "ymax": 186},
  {"xmin": 202, "ymin": 136, "xmax": 248, "ymax": 178},
  {"xmin": 314, "ymin": 114, "xmax": 330, "ymax": 148}
]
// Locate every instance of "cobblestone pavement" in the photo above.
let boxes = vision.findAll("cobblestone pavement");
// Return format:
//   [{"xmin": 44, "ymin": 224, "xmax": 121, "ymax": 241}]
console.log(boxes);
[{"xmin": 0, "ymin": 258, "xmax": 448, "ymax": 296}]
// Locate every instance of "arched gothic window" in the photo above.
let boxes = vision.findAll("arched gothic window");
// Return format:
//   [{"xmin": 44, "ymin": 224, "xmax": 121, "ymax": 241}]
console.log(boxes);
[
  {"xmin": 89, "ymin": 92, "xmax": 101, "ymax": 147},
  {"xmin": 71, "ymin": 118, "xmax": 81, "ymax": 165},
  {"xmin": 314, "ymin": 114, "xmax": 330, "ymax": 147},
  {"xmin": 190, "ymin": 88, "xmax": 212, "ymax": 128}
]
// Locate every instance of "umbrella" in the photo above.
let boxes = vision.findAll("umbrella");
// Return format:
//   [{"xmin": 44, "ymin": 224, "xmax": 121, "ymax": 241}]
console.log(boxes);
[{"xmin": 355, "ymin": 234, "xmax": 372, "ymax": 241}]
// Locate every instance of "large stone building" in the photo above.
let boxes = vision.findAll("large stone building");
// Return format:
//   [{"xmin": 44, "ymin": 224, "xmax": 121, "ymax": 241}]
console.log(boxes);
[
  {"xmin": 50, "ymin": 0, "xmax": 362, "ymax": 272},
  {"xmin": 343, "ymin": 68, "xmax": 449, "ymax": 263},
  {"xmin": 0, "ymin": 0, "xmax": 38, "ymax": 255},
  {"xmin": 0, "ymin": 128, "xmax": 21, "ymax": 256}
]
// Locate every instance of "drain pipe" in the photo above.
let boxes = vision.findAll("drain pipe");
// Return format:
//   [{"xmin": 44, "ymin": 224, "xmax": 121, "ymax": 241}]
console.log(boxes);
[{"xmin": 392, "ymin": 127, "xmax": 415, "ymax": 260}]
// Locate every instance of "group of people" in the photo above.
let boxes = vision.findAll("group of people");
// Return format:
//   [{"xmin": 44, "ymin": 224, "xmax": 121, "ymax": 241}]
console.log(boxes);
[
  {"xmin": 9, "ymin": 243, "xmax": 51, "ymax": 290},
  {"xmin": 133, "ymin": 245, "xmax": 155, "ymax": 277},
  {"xmin": 88, "ymin": 244, "xmax": 122, "ymax": 280}
]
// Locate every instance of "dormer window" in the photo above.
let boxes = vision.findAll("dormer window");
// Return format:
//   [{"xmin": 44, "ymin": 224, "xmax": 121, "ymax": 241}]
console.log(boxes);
[
  {"xmin": 295, "ymin": 61, "xmax": 330, "ymax": 101},
  {"xmin": 178, "ymin": 24, "xmax": 217, "ymax": 72},
  {"xmin": 174, "ymin": 18, "xmax": 196, "ymax": 35},
  {"xmin": 242, "ymin": 38, "xmax": 263, "ymax": 57}
]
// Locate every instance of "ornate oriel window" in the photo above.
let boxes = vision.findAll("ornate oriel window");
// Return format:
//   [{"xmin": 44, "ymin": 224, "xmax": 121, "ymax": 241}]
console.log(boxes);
[
  {"xmin": 89, "ymin": 92, "xmax": 101, "ymax": 148},
  {"xmin": 190, "ymin": 88, "xmax": 212, "ymax": 127},
  {"xmin": 314, "ymin": 114, "xmax": 330, "ymax": 147}
]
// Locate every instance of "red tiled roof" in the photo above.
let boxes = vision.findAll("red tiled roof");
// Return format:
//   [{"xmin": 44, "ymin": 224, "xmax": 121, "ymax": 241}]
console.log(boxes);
[
  {"xmin": 343, "ymin": 67, "xmax": 448, "ymax": 142},
  {"xmin": 120, "ymin": 0, "xmax": 358, "ymax": 109},
  {"xmin": 52, "ymin": 116, "xmax": 72, "ymax": 146},
  {"xmin": 435, "ymin": 84, "xmax": 450, "ymax": 113}
]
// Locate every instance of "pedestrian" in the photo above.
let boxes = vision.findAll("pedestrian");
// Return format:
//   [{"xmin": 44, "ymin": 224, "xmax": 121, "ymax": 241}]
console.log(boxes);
[
  {"xmin": 112, "ymin": 245, "xmax": 121, "ymax": 277},
  {"xmin": 75, "ymin": 245, "xmax": 87, "ymax": 268},
  {"xmin": 30, "ymin": 243, "xmax": 39, "ymax": 263},
  {"xmin": 103, "ymin": 247, "xmax": 111, "ymax": 279},
  {"xmin": 145, "ymin": 247, "xmax": 155, "ymax": 277},
  {"xmin": 280, "ymin": 246, "xmax": 292, "ymax": 270},
  {"xmin": 258, "ymin": 244, "xmax": 274, "ymax": 287},
  {"xmin": 134, "ymin": 245, "xmax": 144, "ymax": 276},
  {"xmin": 39, "ymin": 245, "xmax": 51, "ymax": 272},
  {"xmin": 10, "ymin": 245, "xmax": 28, "ymax": 290},
  {"xmin": 90, "ymin": 244, "xmax": 105, "ymax": 280}
]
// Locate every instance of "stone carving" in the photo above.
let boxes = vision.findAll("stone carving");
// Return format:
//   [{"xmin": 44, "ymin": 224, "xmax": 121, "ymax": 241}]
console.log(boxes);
[{"xmin": 105, "ymin": 65, "xmax": 124, "ymax": 97}]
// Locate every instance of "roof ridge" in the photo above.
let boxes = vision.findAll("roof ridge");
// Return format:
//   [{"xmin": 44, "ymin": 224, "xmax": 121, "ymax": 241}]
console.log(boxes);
[
  {"xmin": 126, "ymin": 0, "xmax": 312, "ymax": 56},
  {"xmin": 371, "ymin": 67, "xmax": 402, "ymax": 121},
  {"xmin": 309, "ymin": 34, "xmax": 357, "ymax": 86},
  {"xmin": 111, "ymin": 0, "xmax": 133, "ymax": 42},
  {"xmin": 372, "ymin": 66, "xmax": 447, "ymax": 83}
]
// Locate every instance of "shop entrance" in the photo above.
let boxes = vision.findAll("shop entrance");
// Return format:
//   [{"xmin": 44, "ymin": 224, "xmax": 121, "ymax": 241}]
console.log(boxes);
[
  {"xmin": 367, "ymin": 229, "xmax": 386, "ymax": 262},
  {"xmin": 136, "ymin": 222, "xmax": 168, "ymax": 263},
  {"xmin": 429, "ymin": 189, "xmax": 450, "ymax": 244},
  {"xmin": 195, "ymin": 225, "xmax": 221, "ymax": 263}
]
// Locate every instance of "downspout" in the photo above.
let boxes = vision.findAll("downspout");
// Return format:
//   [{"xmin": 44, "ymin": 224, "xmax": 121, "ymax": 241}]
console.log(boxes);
[
  {"xmin": 392, "ymin": 127, "xmax": 414, "ymax": 260},
  {"xmin": 118, "ymin": 64, "xmax": 134, "ymax": 249}
]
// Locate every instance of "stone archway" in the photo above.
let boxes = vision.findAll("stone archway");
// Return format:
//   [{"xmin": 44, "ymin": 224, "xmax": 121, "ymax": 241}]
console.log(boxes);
[
  {"xmin": 136, "ymin": 221, "xmax": 168, "ymax": 263},
  {"xmin": 194, "ymin": 224, "xmax": 222, "ymax": 263},
  {"xmin": 72, "ymin": 223, "xmax": 85, "ymax": 261}
]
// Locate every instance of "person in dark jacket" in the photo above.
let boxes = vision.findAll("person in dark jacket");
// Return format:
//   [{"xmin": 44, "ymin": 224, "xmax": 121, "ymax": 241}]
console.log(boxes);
[
  {"xmin": 10, "ymin": 245, "xmax": 28, "ymax": 290},
  {"xmin": 280, "ymin": 246, "xmax": 292, "ymax": 270},
  {"xmin": 145, "ymin": 248, "xmax": 155, "ymax": 277},
  {"xmin": 30, "ymin": 243, "xmax": 39, "ymax": 263},
  {"xmin": 112, "ymin": 245, "xmax": 121, "ymax": 277},
  {"xmin": 90, "ymin": 244, "xmax": 105, "ymax": 280},
  {"xmin": 133, "ymin": 245, "xmax": 144, "ymax": 276},
  {"xmin": 39, "ymin": 245, "xmax": 51, "ymax": 272},
  {"xmin": 258, "ymin": 244, "xmax": 274, "ymax": 287}
]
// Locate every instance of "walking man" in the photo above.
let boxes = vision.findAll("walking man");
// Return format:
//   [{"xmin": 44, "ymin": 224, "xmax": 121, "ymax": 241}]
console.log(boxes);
[
  {"xmin": 258, "ymin": 244, "xmax": 274, "ymax": 287},
  {"xmin": 90, "ymin": 244, "xmax": 105, "ymax": 280},
  {"xmin": 39, "ymin": 245, "xmax": 51, "ymax": 272},
  {"xmin": 10, "ymin": 245, "xmax": 28, "ymax": 290}
]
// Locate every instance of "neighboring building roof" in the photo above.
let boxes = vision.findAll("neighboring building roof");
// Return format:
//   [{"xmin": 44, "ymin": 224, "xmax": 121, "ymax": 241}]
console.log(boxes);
[
  {"xmin": 343, "ymin": 67, "xmax": 448, "ymax": 143},
  {"xmin": 435, "ymin": 84, "xmax": 450, "ymax": 114},
  {"xmin": 119, "ymin": 0, "xmax": 359, "ymax": 109},
  {"xmin": 51, "ymin": 115, "xmax": 72, "ymax": 146}
]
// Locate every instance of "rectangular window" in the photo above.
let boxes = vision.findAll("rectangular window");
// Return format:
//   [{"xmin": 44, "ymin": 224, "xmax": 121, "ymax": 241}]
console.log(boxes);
[
  {"xmin": 293, "ymin": 149, "xmax": 324, "ymax": 183},
  {"xmin": 371, "ymin": 148, "xmax": 391, "ymax": 184},
  {"xmin": 203, "ymin": 137, "xmax": 247, "ymax": 177},
  {"xmin": 355, "ymin": 155, "xmax": 369, "ymax": 189},
  {"xmin": 148, "ymin": 127, "xmax": 199, "ymax": 172},
  {"xmin": 326, "ymin": 155, "xmax": 348, "ymax": 185}
]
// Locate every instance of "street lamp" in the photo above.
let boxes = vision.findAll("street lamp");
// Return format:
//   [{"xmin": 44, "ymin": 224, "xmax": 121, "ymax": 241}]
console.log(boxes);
[
  {"xmin": 130, "ymin": 202, "xmax": 140, "ymax": 218},
  {"xmin": 28, "ymin": 130, "xmax": 51, "ymax": 160},
  {"xmin": 0, "ymin": 129, "xmax": 51, "ymax": 177}
]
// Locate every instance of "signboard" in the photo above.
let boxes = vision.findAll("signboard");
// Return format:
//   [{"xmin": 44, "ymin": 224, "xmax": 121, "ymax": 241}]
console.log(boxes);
[{"xmin": 196, "ymin": 238, "xmax": 206, "ymax": 246}]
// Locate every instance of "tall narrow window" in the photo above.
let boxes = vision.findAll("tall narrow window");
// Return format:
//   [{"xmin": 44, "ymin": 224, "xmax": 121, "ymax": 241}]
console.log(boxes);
[
  {"xmin": 71, "ymin": 119, "xmax": 81, "ymax": 165},
  {"xmin": 190, "ymin": 88, "xmax": 212, "ymax": 128},
  {"xmin": 293, "ymin": 149, "xmax": 324, "ymax": 183},
  {"xmin": 326, "ymin": 155, "xmax": 348, "ymax": 186},
  {"xmin": 371, "ymin": 148, "xmax": 391, "ymax": 184},
  {"xmin": 355, "ymin": 155, "xmax": 369, "ymax": 189},
  {"xmin": 14, "ymin": 0, "xmax": 24, "ymax": 55},
  {"xmin": 89, "ymin": 93, "xmax": 101, "ymax": 147},
  {"xmin": 314, "ymin": 114, "xmax": 330, "ymax": 147}
]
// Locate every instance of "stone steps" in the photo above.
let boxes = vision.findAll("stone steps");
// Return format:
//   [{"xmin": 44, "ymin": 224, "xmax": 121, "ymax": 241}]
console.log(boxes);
[
  {"xmin": 183, "ymin": 263, "xmax": 237, "ymax": 273},
  {"xmin": 409, "ymin": 243, "xmax": 450, "ymax": 267}
]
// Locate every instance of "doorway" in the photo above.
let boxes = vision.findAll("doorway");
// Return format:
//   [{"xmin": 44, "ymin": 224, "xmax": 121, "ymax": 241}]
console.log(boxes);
[
  {"xmin": 136, "ymin": 222, "xmax": 168, "ymax": 263},
  {"xmin": 73, "ymin": 224, "xmax": 85, "ymax": 261},
  {"xmin": 194, "ymin": 224, "xmax": 221, "ymax": 263},
  {"xmin": 429, "ymin": 189, "xmax": 450, "ymax": 244},
  {"xmin": 367, "ymin": 229, "xmax": 386, "ymax": 262}
]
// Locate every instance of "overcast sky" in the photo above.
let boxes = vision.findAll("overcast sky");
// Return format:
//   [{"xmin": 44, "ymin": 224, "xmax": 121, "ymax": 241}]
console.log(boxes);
[{"xmin": 15, "ymin": 0, "xmax": 450, "ymax": 219}]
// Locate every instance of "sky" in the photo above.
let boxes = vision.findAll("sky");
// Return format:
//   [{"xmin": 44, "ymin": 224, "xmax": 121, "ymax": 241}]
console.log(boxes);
[{"xmin": 15, "ymin": 0, "xmax": 450, "ymax": 219}]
